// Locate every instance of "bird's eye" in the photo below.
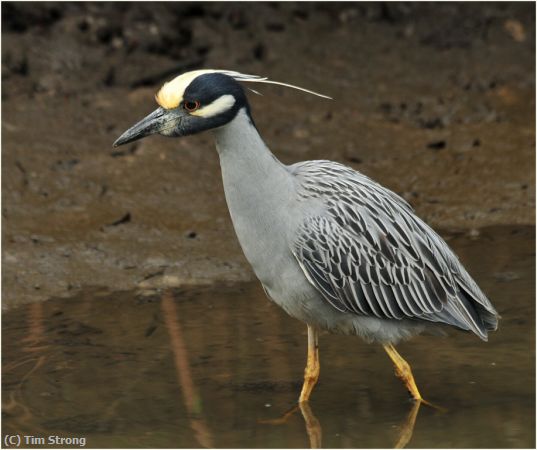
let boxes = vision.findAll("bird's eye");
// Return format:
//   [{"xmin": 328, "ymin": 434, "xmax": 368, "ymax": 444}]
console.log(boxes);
[{"xmin": 184, "ymin": 100, "xmax": 201, "ymax": 112}]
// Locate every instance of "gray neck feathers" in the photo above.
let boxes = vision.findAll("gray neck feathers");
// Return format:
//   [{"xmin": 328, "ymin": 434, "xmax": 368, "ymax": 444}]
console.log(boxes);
[
  {"xmin": 212, "ymin": 108, "xmax": 292, "ymax": 204},
  {"xmin": 211, "ymin": 108, "xmax": 295, "ymax": 269},
  {"xmin": 213, "ymin": 108, "xmax": 285, "ymax": 171}
]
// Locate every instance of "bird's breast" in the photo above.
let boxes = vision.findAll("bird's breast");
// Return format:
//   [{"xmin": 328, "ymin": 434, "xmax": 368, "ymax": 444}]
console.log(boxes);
[{"xmin": 223, "ymin": 182, "xmax": 296, "ymax": 287}]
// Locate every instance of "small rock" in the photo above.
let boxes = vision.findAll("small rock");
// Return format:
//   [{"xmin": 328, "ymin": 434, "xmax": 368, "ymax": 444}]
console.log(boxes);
[
  {"xmin": 293, "ymin": 127, "xmax": 309, "ymax": 139},
  {"xmin": 162, "ymin": 274, "xmax": 183, "ymax": 287},
  {"xmin": 467, "ymin": 228, "xmax": 480, "ymax": 238},
  {"xmin": 4, "ymin": 252, "xmax": 18, "ymax": 263},
  {"xmin": 339, "ymin": 8, "xmax": 358, "ymax": 23},
  {"xmin": 504, "ymin": 19, "xmax": 526, "ymax": 42}
]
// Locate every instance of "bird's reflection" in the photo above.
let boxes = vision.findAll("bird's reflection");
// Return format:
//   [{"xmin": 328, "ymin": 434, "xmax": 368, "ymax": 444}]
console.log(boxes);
[
  {"xmin": 299, "ymin": 402, "xmax": 322, "ymax": 448},
  {"xmin": 393, "ymin": 400, "xmax": 422, "ymax": 448},
  {"xmin": 263, "ymin": 399, "xmax": 426, "ymax": 448}
]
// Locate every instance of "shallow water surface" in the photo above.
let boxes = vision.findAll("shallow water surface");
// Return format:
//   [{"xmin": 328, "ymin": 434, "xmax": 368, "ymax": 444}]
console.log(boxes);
[{"xmin": 2, "ymin": 226, "xmax": 535, "ymax": 448}]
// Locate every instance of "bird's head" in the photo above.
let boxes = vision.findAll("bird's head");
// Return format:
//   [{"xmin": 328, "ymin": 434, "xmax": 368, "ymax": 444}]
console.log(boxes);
[{"xmin": 113, "ymin": 69, "xmax": 331, "ymax": 147}]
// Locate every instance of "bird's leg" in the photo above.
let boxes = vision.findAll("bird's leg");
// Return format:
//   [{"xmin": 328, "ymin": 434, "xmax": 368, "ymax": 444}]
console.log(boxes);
[
  {"xmin": 383, "ymin": 344, "xmax": 423, "ymax": 402},
  {"xmin": 299, "ymin": 325, "xmax": 320, "ymax": 403}
]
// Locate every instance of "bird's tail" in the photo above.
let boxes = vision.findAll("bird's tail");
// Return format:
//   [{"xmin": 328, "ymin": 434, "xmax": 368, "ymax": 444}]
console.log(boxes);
[{"xmin": 422, "ymin": 284, "xmax": 499, "ymax": 341}]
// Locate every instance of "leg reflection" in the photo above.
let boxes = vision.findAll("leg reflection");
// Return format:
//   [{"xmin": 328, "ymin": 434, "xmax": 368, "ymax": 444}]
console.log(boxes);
[
  {"xmin": 262, "ymin": 398, "xmax": 430, "ymax": 449},
  {"xmin": 394, "ymin": 399, "xmax": 446, "ymax": 448},
  {"xmin": 258, "ymin": 405, "xmax": 299, "ymax": 425},
  {"xmin": 299, "ymin": 401, "xmax": 322, "ymax": 448},
  {"xmin": 394, "ymin": 400, "xmax": 421, "ymax": 448},
  {"xmin": 260, "ymin": 402, "xmax": 322, "ymax": 449}
]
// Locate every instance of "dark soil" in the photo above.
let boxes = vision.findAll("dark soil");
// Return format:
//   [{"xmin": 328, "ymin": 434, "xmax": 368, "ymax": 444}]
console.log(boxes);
[{"xmin": 2, "ymin": 2, "xmax": 535, "ymax": 307}]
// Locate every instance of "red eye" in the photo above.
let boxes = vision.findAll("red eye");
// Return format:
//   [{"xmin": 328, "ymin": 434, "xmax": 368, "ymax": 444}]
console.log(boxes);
[{"xmin": 184, "ymin": 100, "xmax": 200, "ymax": 112}]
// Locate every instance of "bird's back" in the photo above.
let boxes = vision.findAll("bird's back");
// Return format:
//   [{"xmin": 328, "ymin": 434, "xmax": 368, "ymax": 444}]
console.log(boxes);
[{"xmin": 289, "ymin": 160, "xmax": 499, "ymax": 340}]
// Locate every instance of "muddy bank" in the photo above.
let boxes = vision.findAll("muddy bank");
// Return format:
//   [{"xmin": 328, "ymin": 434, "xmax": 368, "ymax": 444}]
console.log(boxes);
[{"xmin": 2, "ymin": 3, "xmax": 535, "ymax": 307}]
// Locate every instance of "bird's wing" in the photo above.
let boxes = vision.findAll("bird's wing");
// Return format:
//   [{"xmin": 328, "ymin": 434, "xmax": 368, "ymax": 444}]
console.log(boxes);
[{"xmin": 291, "ymin": 161, "xmax": 498, "ymax": 339}]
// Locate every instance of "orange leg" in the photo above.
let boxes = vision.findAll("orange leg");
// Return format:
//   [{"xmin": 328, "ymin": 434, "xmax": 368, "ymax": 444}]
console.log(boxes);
[
  {"xmin": 299, "ymin": 325, "xmax": 320, "ymax": 403},
  {"xmin": 383, "ymin": 344, "xmax": 424, "ymax": 402}
]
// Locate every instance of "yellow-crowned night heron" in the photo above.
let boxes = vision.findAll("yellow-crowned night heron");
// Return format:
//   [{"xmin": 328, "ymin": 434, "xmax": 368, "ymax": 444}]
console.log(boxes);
[{"xmin": 114, "ymin": 70, "xmax": 499, "ymax": 404}]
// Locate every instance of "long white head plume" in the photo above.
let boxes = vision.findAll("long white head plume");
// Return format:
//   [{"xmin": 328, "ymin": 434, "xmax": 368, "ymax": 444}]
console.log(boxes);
[
  {"xmin": 219, "ymin": 70, "xmax": 333, "ymax": 100},
  {"xmin": 155, "ymin": 69, "xmax": 332, "ymax": 109}
]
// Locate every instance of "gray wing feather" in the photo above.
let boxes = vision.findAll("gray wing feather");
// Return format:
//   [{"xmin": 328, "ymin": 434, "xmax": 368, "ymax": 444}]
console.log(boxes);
[{"xmin": 291, "ymin": 161, "xmax": 499, "ymax": 340}]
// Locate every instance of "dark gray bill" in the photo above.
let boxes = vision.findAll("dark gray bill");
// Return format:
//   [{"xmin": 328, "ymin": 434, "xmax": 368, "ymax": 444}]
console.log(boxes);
[{"xmin": 113, "ymin": 107, "xmax": 173, "ymax": 147}]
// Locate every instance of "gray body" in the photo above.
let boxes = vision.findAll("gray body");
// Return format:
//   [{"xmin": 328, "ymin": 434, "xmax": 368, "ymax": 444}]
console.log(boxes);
[{"xmin": 214, "ymin": 109, "xmax": 497, "ymax": 344}]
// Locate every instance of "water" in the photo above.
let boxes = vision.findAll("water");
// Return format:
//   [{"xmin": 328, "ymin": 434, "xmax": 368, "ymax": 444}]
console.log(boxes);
[{"xmin": 2, "ymin": 226, "xmax": 534, "ymax": 448}]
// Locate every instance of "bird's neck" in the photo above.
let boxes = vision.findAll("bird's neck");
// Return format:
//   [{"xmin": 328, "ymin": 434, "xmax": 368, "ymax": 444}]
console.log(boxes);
[
  {"xmin": 212, "ymin": 108, "xmax": 291, "ymax": 195},
  {"xmin": 211, "ymin": 108, "xmax": 294, "ymax": 269}
]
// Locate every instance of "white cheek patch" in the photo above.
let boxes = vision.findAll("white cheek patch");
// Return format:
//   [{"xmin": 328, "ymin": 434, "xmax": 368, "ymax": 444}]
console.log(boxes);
[{"xmin": 191, "ymin": 95, "xmax": 236, "ymax": 118}]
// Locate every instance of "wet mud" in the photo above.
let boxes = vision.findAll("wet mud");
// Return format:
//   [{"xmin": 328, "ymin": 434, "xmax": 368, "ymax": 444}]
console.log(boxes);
[
  {"xmin": 2, "ymin": 226, "xmax": 535, "ymax": 448},
  {"xmin": 2, "ymin": 2, "xmax": 535, "ymax": 307}
]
